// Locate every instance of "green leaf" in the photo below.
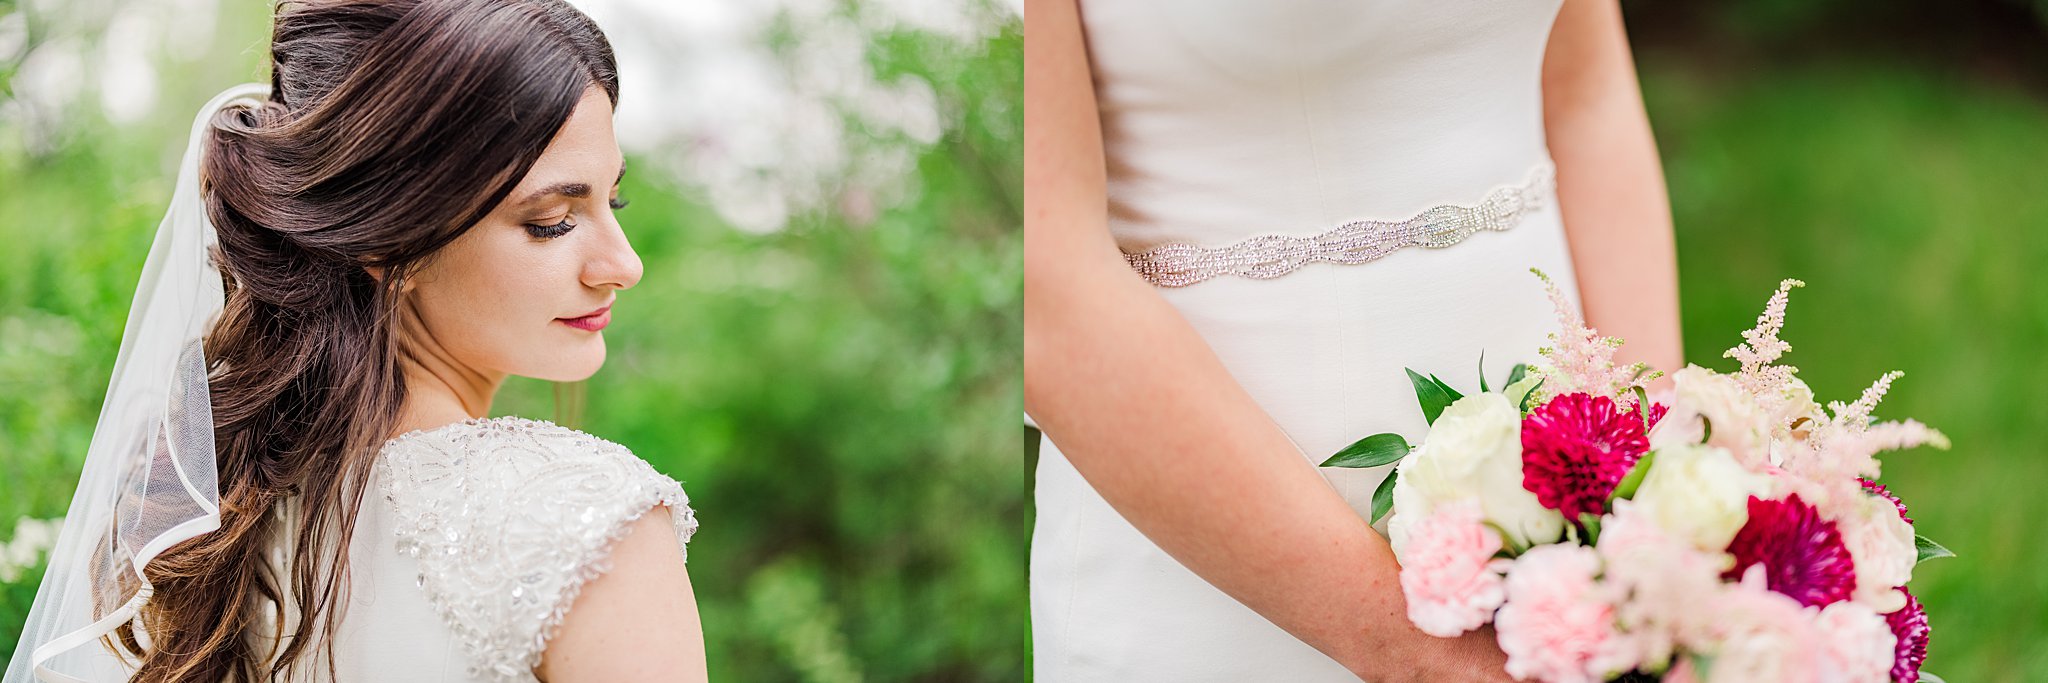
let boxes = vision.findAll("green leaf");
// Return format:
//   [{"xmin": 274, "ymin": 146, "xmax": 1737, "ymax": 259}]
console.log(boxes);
[
  {"xmin": 1915, "ymin": 534, "xmax": 1955, "ymax": 564},
  {"xmin": 1577, "ymin": 512, "xmax": 1602, "ymax": 546},
  {"xmin": 1321, "ymin": 433, "xmax": 1412, "ymax": 468},
  {"xmin": 1690, "ymin": 654, "xmax": 1716, "ymax": 683},
  {"xmin": 1430, "ymin": 374, "xmax": 1465, "ymax": 403},
  {"xmin": 1611, "ymin": 449, "xmax": 1657, "ymax": 501},
  {"xmin": 1483, "ymin": 521, "xmax": 1531, "ymax": 557},
  {"xmin": 1407, "ymin": 368, "xmax": 1455, "ymax": 425},
  {"xmin": 1630, "ymin": 385, "xmax": 1652, "ymax": 430},
  {"xmin": 1518, "ymin": 377, "xmax": 1546, "ymax": 413},
  {"xmin": 1699, "ymin": 415, "xmax": 1714, "ymax": 444},
  {"xmin": 1505, "ymin": 363, "xmax": 1528, "ymax": 389},
  {"xmin": 1370, "ymin": 470, "xmax": 1399, "ymax": 524},
  {"xmin": 1477, "ymin": 351, "xmax": 1489, "ymax": 394},
  {"xmin": 1920, "ymin": 671, "xmax": 1947, "ymax": 683}
]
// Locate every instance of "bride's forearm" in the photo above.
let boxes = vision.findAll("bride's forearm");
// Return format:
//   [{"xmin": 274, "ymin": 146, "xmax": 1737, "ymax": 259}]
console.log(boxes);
[
  {"xmin": 1026, "ymin": 259, "xmax": 1511, "ymax": 681},
  {"xmin": 1025, "ymin": 1, "xmax": 1506, "ymax": 679},
  {"xmin": 1543, "ymin": 0, "xmax": 1684, "ymax": 383}
]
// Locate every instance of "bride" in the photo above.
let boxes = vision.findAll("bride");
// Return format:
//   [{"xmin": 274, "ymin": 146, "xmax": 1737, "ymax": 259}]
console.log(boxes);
[
  {"xmin": 1024, "ymin": 0, "xmax": 1682, "ymax": 680},
  {"xmin": 4, "ymin": 1, "xmax": 704, "ymax": 681}
]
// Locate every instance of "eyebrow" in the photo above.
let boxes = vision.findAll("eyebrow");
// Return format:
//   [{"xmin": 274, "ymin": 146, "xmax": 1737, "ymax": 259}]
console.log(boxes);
[{"xmin": 518, "ymin": 163, "xmax": 627, "ymax": 206}]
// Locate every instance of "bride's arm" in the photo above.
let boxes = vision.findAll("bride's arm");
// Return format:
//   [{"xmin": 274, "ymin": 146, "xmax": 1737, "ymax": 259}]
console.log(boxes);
[
  {"xmin": 1023, "ymin": 0, "xmax": 1509, "ymax": 680},
  {"xmin": 537, "ymin": 507, "xmax": 707, "ymax": 683},
  {"xmin": 1544, "ymin": 0, "xmax": 1685, "ymax": 384}
]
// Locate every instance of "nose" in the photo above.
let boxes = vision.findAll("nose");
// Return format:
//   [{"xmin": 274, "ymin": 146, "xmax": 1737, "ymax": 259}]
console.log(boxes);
[{"xmin": 582, "ymin": 216, "xmax": 642, "ymax": 291}]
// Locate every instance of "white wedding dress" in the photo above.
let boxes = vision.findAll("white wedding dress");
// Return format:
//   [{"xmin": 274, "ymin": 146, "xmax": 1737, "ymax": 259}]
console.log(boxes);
[
  {"xmin": 262, "ymin": 417, "xmax": 697, "ymax": 683},
  {"xmin": 1031, "ymin": 0, "xmax": 1585, "ymax": 679}
]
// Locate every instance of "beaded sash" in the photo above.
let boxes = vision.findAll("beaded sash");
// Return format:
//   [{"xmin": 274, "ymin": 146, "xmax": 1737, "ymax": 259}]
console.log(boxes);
[{"xmin": 1123, "ymin": 163, "xmax": 1555, "ymax": 287}]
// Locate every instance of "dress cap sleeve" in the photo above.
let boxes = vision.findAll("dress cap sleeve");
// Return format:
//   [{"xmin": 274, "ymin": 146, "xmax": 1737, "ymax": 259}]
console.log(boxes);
[{"xmin": 377, "ymin": 417, "xmax": 697, "ymax": 682}]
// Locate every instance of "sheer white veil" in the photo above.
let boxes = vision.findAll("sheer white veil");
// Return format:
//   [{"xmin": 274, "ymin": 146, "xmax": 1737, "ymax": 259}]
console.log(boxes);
[{"xmin": 3, "ymin": 82, "xmax": 269, "ymax": 683}]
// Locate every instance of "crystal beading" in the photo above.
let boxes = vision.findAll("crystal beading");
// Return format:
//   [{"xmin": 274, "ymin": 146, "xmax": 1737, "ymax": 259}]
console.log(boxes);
[
  {"xmin": 377, "ymin": 416, "xmax": 698, "ymax": 683},
  {"xmin": 1124, "ymin": 163, "xmax": 1554, "ymax": 287}
]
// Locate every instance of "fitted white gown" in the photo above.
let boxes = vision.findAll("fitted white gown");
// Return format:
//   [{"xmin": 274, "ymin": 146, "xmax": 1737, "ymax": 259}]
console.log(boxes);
[
  {"xmin": 1031, "ymin": 0, "xmax": 1585, "ymax": 680},
  {"xmin": 260, "ymin": 417, "xmax": 698, "ymax": 683}
]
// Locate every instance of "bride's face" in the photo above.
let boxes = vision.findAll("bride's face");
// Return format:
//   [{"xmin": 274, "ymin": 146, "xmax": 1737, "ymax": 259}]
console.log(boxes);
[{"xmin": 404, "ymin": 86, "xmax": 641, "ymax": 382}]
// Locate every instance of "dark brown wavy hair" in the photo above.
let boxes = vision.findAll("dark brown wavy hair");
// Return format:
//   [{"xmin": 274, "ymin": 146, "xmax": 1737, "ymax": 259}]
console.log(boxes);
[{"xmin": 110, "ymin": 1, "xmax": 618, "ymax": 680}]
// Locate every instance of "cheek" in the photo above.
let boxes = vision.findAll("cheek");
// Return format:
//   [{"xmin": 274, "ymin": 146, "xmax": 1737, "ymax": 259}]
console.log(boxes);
[{"xmin": 409, "ymin": 231, "xmax": 596, "ymax": 375}]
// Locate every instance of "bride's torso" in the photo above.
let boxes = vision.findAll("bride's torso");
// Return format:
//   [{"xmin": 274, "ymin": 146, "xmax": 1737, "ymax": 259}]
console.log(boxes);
[
  {"xmin": 1033, "ymin": 0, "xmax": 1582, "ymax": 679},
  {"xmin": 256, "ymin": 417, "xmax": 696, "ymax": 683},
  {"xmin": 1089, "ymin": 0, "xmax": 1562, "ymax": 249},
  {"xmin": 1082, "ymin": 0, "xmax": 1582, "ymax": 464}
]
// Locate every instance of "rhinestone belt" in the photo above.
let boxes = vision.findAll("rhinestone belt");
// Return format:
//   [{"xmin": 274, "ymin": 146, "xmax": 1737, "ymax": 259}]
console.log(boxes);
[{"xmin": 1123, "ymin": 163, "xmax": 1555, "ymax": 287}]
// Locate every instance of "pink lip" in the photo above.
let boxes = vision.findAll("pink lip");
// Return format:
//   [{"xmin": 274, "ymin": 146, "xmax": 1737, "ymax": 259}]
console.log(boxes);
[{"xmin": 557, "ymin": 305, "xmax": 611, "ymax": 332}]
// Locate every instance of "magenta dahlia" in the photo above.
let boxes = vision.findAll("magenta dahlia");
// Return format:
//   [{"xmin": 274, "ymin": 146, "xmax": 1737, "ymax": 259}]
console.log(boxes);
[
  {"xmin": 1519, "ymin": 392, "xmax": 1654, "ymax": 520},
  {"xmin": 1885, "ymin": 587, "xmax": 1931, "ymax": 683},
  {"xmin": 1861, "ymin": 477, "xmax": 1914, "ymax": 524},
  {"xmin": 1723, "ymin": 494, "xmax": 1857, "ymax": 607}
]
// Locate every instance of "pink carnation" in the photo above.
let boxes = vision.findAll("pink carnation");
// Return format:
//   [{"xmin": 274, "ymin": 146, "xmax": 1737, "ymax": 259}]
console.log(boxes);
[
  {"xmin": 1697, "ymin": 568, "xmax": 1892, "ymax": 682},
  {"xmin": 1398, "ymin": 501, "xmax": 1511, "ymax": 637},
  {"xmin": 1595, "ymin": 501, "xmax": 1728, "ymax": 670},
  {"xmin": 1701, "ymin": 568, "xmax": 1828, "ymax": 682},
  {"xmin": 1815, "ymin": 601, "xmax": 1897, "ymax": 683},
  {"xmin": 1495, "ymin": 544, "xmax": 1627, "ymax": 683}
]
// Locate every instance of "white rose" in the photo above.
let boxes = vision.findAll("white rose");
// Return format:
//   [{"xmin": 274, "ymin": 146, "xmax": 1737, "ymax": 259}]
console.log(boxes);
[
  {"xmin": 1774, "ymin": 377, "xmax": 1825, "ymax": 434},
  {"xmin": 1632, "ymin": 443, "xmax": 1771, "ymax": 550},
  {"xmin": 1836, "ymin": 493, "xmax": 1916, "ymax": 613},
  {"xmin": 1401, "ymin": 393, "xmax": 1563, "ymax": 550},
  {"xmin": 1387, "ymin": 459, "xmax": 1430, "ymax": 558}
]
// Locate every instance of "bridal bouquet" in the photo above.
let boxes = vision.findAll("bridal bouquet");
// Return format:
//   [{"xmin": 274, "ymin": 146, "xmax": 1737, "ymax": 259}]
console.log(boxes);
[{"xmin": 1325, "ymin": 271, "xmax": 1950, "ymax": 683}]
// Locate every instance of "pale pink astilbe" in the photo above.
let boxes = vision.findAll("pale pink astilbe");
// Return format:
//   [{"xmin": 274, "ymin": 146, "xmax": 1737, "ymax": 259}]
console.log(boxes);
[
  {"xmin": 1829, "ymin": 370, "xmax": 1903, "ymax": 429},
  {"xmin": 1801, "ymin": 418, "xmax": 1950, "ymax": 485},
  {"xmin": 1786, "ymin": 371, "xmax": 1950, "ymax": 484},
  {"xmin": 1724, "ymin": 279, "xmax": 1805, "ymax": 420},
  {"xmin": 1531, "ymin": 268, "xmax": 1655, "ymax": 407}
]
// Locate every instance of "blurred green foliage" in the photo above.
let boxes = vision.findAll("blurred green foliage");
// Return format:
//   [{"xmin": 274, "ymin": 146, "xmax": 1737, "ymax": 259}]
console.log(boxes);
[
  {"xmin": 1625, "ymin": 0, "xmax": 2048, "ymax": 52},
  {"xmin": 1643, "ymin": 57, "xmax": 2048, "ymax": 680},
  {"xmin": 0, "ymin": 4, "xmax": 1022, "ymax": 682}
]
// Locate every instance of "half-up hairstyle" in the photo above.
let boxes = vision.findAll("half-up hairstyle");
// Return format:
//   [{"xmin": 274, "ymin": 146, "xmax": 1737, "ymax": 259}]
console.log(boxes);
[{"xmin": 114, "ymin": 1, "xmax": 618, "ymax": 680}]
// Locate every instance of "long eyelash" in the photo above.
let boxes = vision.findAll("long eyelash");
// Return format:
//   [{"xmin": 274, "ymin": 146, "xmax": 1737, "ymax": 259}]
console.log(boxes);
[
  {"xmin": 525, "ymin": 218, "xmax": 576, "ymax": 240},
  {"xmin": 609, "ymin": 197, "xmax": 630, "ymax": 211}
]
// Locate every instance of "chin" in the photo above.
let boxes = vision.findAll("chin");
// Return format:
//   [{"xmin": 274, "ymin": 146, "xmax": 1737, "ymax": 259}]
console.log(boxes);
[{"xmin": 526, "ymin": 341, "xmax": 607, "ymax": 382}]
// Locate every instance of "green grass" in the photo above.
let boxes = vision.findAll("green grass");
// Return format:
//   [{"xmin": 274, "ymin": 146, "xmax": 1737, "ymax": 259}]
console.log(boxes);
[{"xmin": 1644, "ymin": 57, "xmax": 2048, "ymax": 680}]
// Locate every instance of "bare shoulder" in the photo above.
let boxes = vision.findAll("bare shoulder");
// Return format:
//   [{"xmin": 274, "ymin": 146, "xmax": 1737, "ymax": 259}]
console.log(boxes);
[{"xmin": 538, "ymin": 505, "xmax": 707, "ymax": 683}]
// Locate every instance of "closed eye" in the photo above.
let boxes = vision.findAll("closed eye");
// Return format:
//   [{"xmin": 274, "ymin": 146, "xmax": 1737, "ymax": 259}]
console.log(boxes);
[{"xmin": 525, "ymin": 217, "xmax": 576, "ymax": 240}]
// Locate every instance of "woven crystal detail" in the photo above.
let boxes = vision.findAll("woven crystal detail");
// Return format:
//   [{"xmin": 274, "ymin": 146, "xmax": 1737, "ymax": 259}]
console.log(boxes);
[
  {"xmin": 378, "ymin": 416, "xmax": 697, "ymax": 683},
  {"xmin": 1124, "ymin": 163, "xmax": 1555, "ymax": 287}
]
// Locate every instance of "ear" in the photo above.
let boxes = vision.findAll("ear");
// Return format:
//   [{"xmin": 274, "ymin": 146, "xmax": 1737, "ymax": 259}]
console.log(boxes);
[{"xmin": 364, "ymin": 264, "xmax": 416, "ymax": 294}]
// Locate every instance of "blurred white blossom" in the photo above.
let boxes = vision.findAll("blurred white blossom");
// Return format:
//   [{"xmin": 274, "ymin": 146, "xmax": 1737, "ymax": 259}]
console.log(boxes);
[
  {"xmin": 3, "ymin": 0, "xmax": 222, "ymax": 150},
  {"xmin": 571, "ymin": 0, "xmax": 1011, "ymax": 231},
  {"xmin": 3, "ymin": 0, "xmax": 1013, "ymax": 231},
  {"xmin": 1, "ymin": 516, "xmax": 63, "ymax": 583}
]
